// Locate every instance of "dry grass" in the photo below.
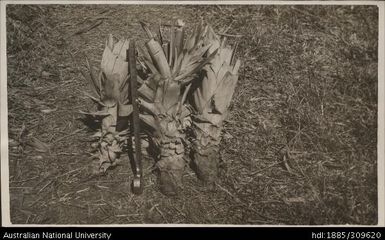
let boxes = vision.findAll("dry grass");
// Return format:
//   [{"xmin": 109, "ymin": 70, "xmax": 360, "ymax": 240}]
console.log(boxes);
[{"xmin": 6, "ymin": 4, "xmax": 377, "ymax": 224}]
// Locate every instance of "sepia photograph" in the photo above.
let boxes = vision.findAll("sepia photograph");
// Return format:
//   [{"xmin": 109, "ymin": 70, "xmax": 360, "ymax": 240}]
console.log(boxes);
[{"xmin": 1, "ymin": 1, "xmax": 383, "ymax": 226}]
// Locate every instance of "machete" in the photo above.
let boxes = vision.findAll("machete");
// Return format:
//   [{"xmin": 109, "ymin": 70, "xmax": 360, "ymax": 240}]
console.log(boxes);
[{"xmin": 128, "ymin": 40, "xmax": 143, "ymax": 194}]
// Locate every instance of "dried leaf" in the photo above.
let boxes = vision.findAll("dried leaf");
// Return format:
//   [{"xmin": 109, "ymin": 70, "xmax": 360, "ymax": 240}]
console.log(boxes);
[
  {"xmin": 140, "ymin": 114, "xmax": 157, "ymax": 130},
  {"xmin": 41, "ymin": 107, "xmax": 57, "ymax": 114},
  {"xmin": 91, "ymin": 131, "xmax": 102, "ymax": 138},
  {"xmin": 27, "ymin": 137, "xmax": 50, "ymax": 152},
  {"xmin": 118, "ymin": 103, "xmax": 133, "ymax": 117},
  {"xmin": 41, "ymin": 71, "xmax": 54, "ymax": 78},
  {"xmin": 138, "ymin": 82, "xmax": 156, "ymax": 102},
  {"xmin": 73, "ymin": 19, "xmax": 103, "ymax": 35},
  {"xmin": 213, "ymin": 72, "xmax": 238, "ymax": 114},
  {"xmin": 282, "ymin": 151, "xmax": 293, "ymax": 174},
  {"xmin": 284, "ymin": 197, "xmax": 306, "ymax": 204}
]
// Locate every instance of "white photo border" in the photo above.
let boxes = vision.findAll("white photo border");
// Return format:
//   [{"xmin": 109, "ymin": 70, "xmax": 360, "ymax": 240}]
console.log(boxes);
[{"xmin": 1, "ymin": 0, "xmax": 384, "ymax": 227}]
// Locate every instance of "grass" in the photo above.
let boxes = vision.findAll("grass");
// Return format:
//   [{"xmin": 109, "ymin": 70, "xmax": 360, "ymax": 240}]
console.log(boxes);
[{"xmin": 6, "ymin": 4, "xmax": 378, "ymax": 225}]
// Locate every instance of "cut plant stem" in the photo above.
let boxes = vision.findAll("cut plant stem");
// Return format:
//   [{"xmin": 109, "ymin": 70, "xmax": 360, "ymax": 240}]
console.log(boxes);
[
  {"xmin": 81, "ymin": 35, "xmax": 133, "ymax": 173},
  {"xmin": 191, "ymin": 25, "xmax": 241, "ymax": 187},
  {"xmin": 138, "ymin": 20, "xmax": 215, "ymax": 195}
]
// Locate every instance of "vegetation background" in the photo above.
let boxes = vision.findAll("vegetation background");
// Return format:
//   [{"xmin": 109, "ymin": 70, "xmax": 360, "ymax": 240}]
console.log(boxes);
[{"xmin": 6, "ymin": 4, "xmax": 378, "ymax": 224}]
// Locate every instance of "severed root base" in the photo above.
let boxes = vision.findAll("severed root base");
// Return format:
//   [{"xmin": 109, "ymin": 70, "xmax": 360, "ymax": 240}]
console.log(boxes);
[
  {"xmin": 193, "ymin": 149, "xmax": 219, "ymax": 189},
  {"xmin": 157, "ymin": 157, "xmax": 186, "ymax": 196}
]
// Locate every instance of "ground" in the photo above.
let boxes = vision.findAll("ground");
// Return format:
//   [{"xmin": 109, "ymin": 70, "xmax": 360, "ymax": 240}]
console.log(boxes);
[{"xmin": 5, "ymin": 4, "xmax": 378, "ymax": 224}]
